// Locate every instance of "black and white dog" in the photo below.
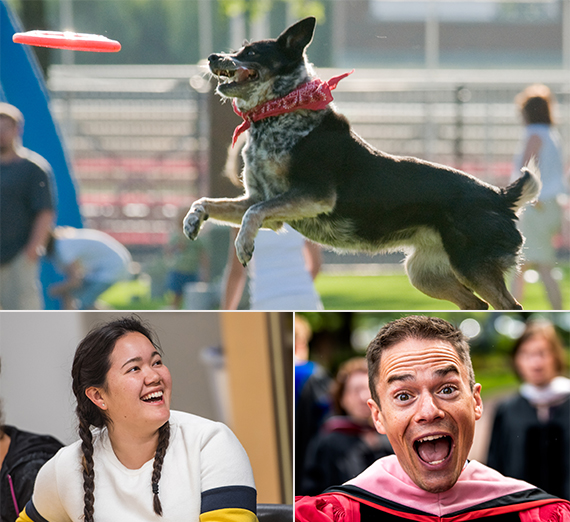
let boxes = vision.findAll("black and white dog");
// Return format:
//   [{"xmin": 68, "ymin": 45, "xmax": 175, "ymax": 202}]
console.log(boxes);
[{"xmin": 183, "ymin": 17, "xmax": 540, "ymax": 310}]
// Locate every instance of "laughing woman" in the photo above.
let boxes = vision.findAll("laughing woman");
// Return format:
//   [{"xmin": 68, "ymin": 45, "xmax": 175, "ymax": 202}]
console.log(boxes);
[{"xmin": 17, "ymin": 316, "xmax": 258, "ymax": 522}]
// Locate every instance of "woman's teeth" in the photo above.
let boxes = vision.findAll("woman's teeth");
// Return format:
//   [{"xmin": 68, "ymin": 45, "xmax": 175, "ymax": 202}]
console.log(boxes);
[{"xmin": 141, "ymin": 391, "xmax": 163, "ymax": 402}]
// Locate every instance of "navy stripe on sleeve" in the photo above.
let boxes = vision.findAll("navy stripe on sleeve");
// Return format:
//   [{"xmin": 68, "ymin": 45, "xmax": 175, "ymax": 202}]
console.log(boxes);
[
  {"xmin": 25, "ymin": 500, "xmax": 50, "ymax": 522},
  {"xmin": 201, "ymin": 485, "xmax": 257, "ymax": 514}
]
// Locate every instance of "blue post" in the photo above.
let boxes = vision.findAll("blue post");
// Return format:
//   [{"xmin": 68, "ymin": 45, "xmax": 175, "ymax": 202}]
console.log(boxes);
[{"xmin": 1, "ymin": 0, "xmax": 83, "ymax": 309}]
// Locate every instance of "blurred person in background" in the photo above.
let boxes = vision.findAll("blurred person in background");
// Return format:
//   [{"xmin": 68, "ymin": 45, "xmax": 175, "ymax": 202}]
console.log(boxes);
[
  {"xmin": 0, "ymin": 358, "xmax": 63, "ymax": 522},
  {"xmin": 165, "ymin": 208, "xmax": 210, "ymax": 309},
  {"xmin": 300, "ymin": 357, "xmax": 393, "ymax": 495},
  {"xmin": 0, "ymin": 103, "xmax": 56, "ymax": 310},
  {"xmin": 488, "ymin": 319, "xmax": 570, "ymax": 500},
  {"xmin": 222, "ymin": 225, "xmax": 323, "ymax": 310},
  {"xmin": 295, "ymin": 315, "xmax": 331, "ymax": 492},
  {"xmin": 511, "ymin": 85, "xmax": 567, "ymax": 309},
  {"xmin": 45, "ymin": 226, "xmax": 133, "ymax": 309}
]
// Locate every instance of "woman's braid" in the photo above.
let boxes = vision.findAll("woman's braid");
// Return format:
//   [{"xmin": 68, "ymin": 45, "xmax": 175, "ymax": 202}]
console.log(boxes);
[
  {"xmin": 79, "ymin": 416, "xmax": 96, "ymax": 522},
  {"xmin": 151, "ymin": 422, "xmax": 170, "ymax": 516}
]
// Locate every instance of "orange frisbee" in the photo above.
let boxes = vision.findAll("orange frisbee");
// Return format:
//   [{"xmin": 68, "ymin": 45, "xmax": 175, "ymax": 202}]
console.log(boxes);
[{"xmin": 13, "ymin": 30, "xmax": 121, "ymax": 52}]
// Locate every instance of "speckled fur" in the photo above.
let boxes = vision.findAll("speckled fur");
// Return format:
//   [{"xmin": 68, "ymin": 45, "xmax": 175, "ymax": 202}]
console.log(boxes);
[
  {"xmin": 183, "ymin": 17, "xmax": 541, "ymax": 310},
  {"xmin": 243, "ymin": 109, "xmax": 327, "ymax": 200}
]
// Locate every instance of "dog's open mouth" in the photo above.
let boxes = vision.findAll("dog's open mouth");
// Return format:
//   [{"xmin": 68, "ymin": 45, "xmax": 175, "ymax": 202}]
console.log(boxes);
[
  {"xmin": 413, "ymin": 434, "xmax": 453, "ymax": 465},
  {"xmin": 214, "ymin": 66, "xmax": 259, "ymax": 85}
]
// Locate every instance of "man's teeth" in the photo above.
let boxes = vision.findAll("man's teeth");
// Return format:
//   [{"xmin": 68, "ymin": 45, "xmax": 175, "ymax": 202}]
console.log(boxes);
[
  {"xmin": 417, "ymin": 434, "xmax": 445, "ymax": 443},
  {"xmin": 141, "ymin": 391, "xmax": 163, "ymax": 401},
  {"xmin": 414, "ymin": 435, "xmax": 451, "ymax": 466}
]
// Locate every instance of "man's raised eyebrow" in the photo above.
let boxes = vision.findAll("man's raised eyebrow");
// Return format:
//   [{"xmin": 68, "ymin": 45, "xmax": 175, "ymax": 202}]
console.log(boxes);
[
  {"xmin": 386, "ymin": 373, "xmax": 414, "ymax": 385},
  {"xmin": 434, "ymin": 364, "xmax": 460, "ymax": 379}
]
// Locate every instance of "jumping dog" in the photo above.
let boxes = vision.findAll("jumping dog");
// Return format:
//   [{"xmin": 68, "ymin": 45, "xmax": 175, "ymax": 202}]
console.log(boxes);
[{"xmin": 183, "ymin": 17, "xmax": 541, "ymax": 310}]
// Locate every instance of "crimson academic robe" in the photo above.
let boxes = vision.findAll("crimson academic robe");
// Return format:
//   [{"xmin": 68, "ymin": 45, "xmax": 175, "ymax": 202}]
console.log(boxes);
[{"xmin": 296, "ymin": 455, "xmax": 570, "ymax": 521}]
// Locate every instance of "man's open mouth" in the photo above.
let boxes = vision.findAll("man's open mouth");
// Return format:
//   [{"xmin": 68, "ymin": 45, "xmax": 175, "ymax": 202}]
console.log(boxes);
[
  {"xmin": 141, "ymin": 390, "xmax": 163, "ymax": 403},
  {"xmin": 413, "ymin": 434, "xmax": 453, "ymax": 465},
  {"xmin": 213, "ymin": 66, "xmax": 259, "ymax": 85}
]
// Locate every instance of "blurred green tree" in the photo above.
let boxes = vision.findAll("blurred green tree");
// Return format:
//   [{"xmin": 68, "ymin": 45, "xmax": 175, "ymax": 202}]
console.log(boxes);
[{"xmin": 7, "ymin": 0, "xmax": 330, "ymax": 66}]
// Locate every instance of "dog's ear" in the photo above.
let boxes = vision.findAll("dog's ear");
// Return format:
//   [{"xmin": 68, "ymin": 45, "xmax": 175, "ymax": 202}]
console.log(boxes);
[{"xmin": 276, "ymin": 17, "xmax": 316, "ymax": 55}]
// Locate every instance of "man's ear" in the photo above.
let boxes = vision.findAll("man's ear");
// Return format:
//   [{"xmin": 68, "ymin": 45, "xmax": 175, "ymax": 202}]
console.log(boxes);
[
  {"xmin": 85, "ymin": 386, "xmax": 107, "ymax": 410},
  {"xmin": 276, "ymin": 17, "xmax": 316, "ymax": 55},
  {"xmin": 473, "ymin": 383, "xmax": 483, "ymax": 421},
  {"xmin": 368, "ymin": 398, "xmax": 387, "ymax": 434}
]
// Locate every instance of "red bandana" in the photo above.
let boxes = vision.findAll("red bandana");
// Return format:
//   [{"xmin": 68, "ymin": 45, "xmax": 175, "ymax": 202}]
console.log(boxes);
[{"xmin": 231, "ymin": 70, "xmax": 354, "ymax": 147}]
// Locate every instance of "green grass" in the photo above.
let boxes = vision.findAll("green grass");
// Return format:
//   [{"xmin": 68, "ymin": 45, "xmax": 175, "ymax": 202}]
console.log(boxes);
[
  {"xmin": 97, "ymin": 267, "xmax": 569, "ymax": 311},
  {"xmin": 98, "ymin": 279, "xmax": 168, "ymax": 310},
  {"xmin": 315, "ymin": 269, "xmax": 569, "ymax": 310}
]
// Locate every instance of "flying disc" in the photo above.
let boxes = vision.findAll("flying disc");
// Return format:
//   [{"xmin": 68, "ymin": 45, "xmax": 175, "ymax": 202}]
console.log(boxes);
[{"xmin": 13, "ymin": 31, "xmax": 121, "ymax": 52}]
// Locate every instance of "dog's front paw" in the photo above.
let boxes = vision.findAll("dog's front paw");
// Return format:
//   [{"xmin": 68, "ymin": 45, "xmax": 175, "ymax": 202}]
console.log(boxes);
[
  {"xmin": 235, "ymin": 231, "xmax": 255, "ymax": 267},
  {"xmin": 183, "ymin": 204, "xmax": 207, "ymax": 240}
]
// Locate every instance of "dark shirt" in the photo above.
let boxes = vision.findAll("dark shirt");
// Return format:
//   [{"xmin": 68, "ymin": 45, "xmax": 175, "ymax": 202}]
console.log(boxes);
[
  {"xmin": 0, "ymin": 150, "xmax": 56, "ymax": 265},
  {"xmin": 488, "ymin": 393, "xmax": 570, "ymax": 501},
  {"xmin": 295, "ymin": 363, "xmax": 331, "ymax": 490},
  {"xmin": 0, "ymin": 425, "xmax": 63, "ymax": 522},
  {"xmin": 300, "ymin": 416, "xmax": 393, "ymax": 496}
]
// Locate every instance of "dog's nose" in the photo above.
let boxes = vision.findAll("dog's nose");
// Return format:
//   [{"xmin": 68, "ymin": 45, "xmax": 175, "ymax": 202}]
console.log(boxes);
[{"xmin": 208, "ymin": 53, "xmax": 221, "ymax": 63}]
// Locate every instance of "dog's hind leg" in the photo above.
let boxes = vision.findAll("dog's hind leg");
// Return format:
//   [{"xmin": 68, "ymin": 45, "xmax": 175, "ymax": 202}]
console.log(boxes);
[
  {"xmin": 405, "ymin": 244, "xmax": 489, "ymax": 310},
  {"xmin": 441, "ymin": 231, "xmax": 523, "ymax": 310},
  {"xmin": 452, "ymin": 263, "xmax": 522, "ymax": 311}
]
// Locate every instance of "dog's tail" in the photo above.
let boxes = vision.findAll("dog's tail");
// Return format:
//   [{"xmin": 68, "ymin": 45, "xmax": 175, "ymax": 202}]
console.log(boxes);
[{"xmin": 502, "ymin": 157, "xmax": 542, "ymax": 215}]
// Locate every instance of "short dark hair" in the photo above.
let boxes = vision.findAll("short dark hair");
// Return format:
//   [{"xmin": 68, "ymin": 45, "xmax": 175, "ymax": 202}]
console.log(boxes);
[{"xmin": 367, "ymin": 315, "xmax": 475, "ymax": 406}]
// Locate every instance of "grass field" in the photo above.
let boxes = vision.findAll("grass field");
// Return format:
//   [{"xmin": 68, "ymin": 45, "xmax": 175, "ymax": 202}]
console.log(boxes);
[
  {"xmin": 314, "ymin": 267, "xmax": 569, "ymax": 310},
  {"xmin": 100, "ymin": 266, "xmax": 569, "ymax": 310}
]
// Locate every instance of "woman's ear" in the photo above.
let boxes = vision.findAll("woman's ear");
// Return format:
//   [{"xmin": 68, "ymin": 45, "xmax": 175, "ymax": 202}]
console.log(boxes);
[{"xmin": 85, "ymin": 387, "xmax": 107, "ymax": 410}]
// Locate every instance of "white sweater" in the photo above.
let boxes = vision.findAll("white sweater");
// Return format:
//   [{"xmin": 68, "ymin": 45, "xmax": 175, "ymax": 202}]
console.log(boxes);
[{"xmin": 21, "ymin": 411, "xmax": 257, "ymax": 522}]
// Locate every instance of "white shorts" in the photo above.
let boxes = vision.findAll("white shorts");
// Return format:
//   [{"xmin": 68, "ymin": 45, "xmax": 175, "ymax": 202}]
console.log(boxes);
[{"xmin": 519, "ymin": 198, "xmax": 562, "ymax": 265}]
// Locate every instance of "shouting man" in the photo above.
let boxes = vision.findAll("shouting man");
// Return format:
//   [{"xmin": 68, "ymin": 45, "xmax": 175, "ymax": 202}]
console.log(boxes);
[{"xmin": 295, "ymin": 315, "xmax": 570, "ymax": 521}]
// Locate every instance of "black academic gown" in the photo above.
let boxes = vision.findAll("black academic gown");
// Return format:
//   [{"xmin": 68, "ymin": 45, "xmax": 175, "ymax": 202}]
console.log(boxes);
[{"xmin": 487, "ymin": 393, "xmax": 570, "ymax": 501}]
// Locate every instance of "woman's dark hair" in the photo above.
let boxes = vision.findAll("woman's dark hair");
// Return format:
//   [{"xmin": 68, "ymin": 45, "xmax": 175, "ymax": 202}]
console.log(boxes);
[
  {"xmin": 71, "ymin": 315, "xmax": 170, "ymax": 521},
  {"xmin": 516, "ymin": 84, "xmax": 555, "ymax": 125}
]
